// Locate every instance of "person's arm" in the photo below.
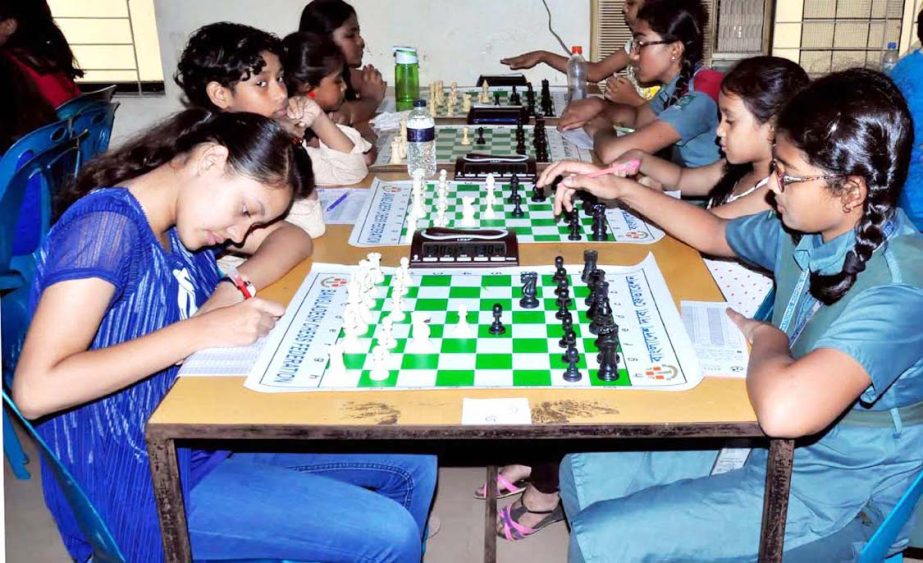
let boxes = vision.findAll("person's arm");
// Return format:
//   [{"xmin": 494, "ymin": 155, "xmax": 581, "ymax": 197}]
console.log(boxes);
[
  {"xmin": 541, "ymin": 160, "xmax": 734, "ymax": 258},
  {"xmin": 13, "ymin": 278, "xmax": 284, "ymax": 419},
  {"xmin": 590, "ymin": 118, "xmax": 681, "ymax": 164},
  {"xmin": 604, "ymin": 76, "xmax": 647, "ymax": 107},
  {"xmin": 501, "ymin": 50, "xmax": 629, "ymax": 83},
  {"xmin": 614, "ymin": 149, "xmax": 725, "ymax": 195},
  {"xmin": 287, "ymin": 97, "xmax": 353, "ymax": 153},
  {"xmin": 585, "ymin": 51, "xmax": 631, "ymax": 82},
  {"xmin": 227, "ymin": 221, "xmax": 313, "ymax": 290},
  {"xmin": 339, "ymin": 66, "xmax": 386, "ymax": 125}
]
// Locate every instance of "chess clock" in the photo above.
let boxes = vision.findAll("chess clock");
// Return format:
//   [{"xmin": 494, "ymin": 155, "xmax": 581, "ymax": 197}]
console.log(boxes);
[
  {"xmin": 476, "ymin": 74, "xmax": 528, "ymax": 87},
  {"xmin": 467, "ymin": 106, "xmax": 529, "ymax": 125},
  {"xmin": 454, "ymin": 154, "xmax": 537, "ymax": 182},
  {"xmin": 409, "ymin": 228, "xmax": 520, "ymax": 268}
]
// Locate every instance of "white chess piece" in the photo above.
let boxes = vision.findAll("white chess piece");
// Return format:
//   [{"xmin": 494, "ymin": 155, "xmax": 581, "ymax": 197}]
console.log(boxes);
[
  {"xmin": 462, "ymin": 95, "xmax": 472, "ymax": 112},
  {"xmin": 406, "ymin": 312, "xmax": 436, "ymax": 353},
  {"xmin": 388, "ymin": 291, "xmax": 405, "ymax": 322},
  {"xmin": 326, "ymin": 342, "xmax": 347, "ymax": 377},
  {"xmin": 435, "ymin": 207, "xmax": 447, "ymax": 227},
  {"xmin": 341, "ymin": 307, "xmax": 366, "ymax": 352},
  {"xmin": 400, "ymin": 118, "xmax": 408, "ymax": 140},
  {"xmin": 484, "ymin": 205, "xmax": 496, "ymax": 220},
  {"xmin": 439, "ymin": 169, "xmax": 448, "ymax": 183},
  {"xmin": 369, "ymin": 345, "xmax": 391, "ymax": 381},
  {"xmin": 380, "ymin": 317, "xmax": 397, "ymax": 349},
  {"xmin": 399, "ymin": 257, "xmax": 414, "ymax": 287},
  {"xmin": 460, "ymin": 196, "xmax": 477, "ymax": 227},
  {"xmin": 451, "ymin": 304, "xmax": 474, "ymax": 338},
  {"xmin": 399, "ymin": 137, "xmax": 409, "ymax": 159},
  {"xmin": 480, "ymin": 81, "xmax": 490, "ymax": 103},
  {"xmin": 461, "ymin": 127, "xmax": 471, "ymax": 146},
  {"xmin": 389, "ymin": 137, "xmax": 403, "ymax": 164},
  {"xmin": 366, "ymin": 252, "xmax": 385, "ymax": 284}
]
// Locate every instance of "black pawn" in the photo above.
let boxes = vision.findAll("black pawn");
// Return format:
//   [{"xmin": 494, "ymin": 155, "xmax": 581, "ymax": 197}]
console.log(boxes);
[
  {"xmin": 510, "ymin": 85, "xmax": 521, "ymax": 106},
  {"xmin": 553, "ymin": 256, "xmax": 566, "ymax": 283},
  {"xmin": 554, "ymin": 277, "xmax": 569, "ymax": 298},
  {"xmin": 567, "ymin": 209, "xmax": 582, "ymax": 241},
  {"xmin": 511, "ymin": 194, "xmax": 525, "ymax": 218},
  {"xmin": 582, "ymin": 250, "xmax": 598, "ymax": 283},
  {"xmin": 489, "ymin": 303, "xmax": 506, "ymax": 335},
  {"xmin": 555, "ymin": 294, "xmax": 570, "ymax": 320},
  {"xmin": 562, "ymin": 345, "xmax": 582, "ymax": 382},
  {"xmin": 519, "ymin": 272, "xmax": 540, "ymax": 309},
  {"xmin": 531, "ymin": 183, "xmax": 546, "ymax": 202},
  {"xmin": 559, "ymin": 325, "xmax": 577, "ymax": 350},
  {"xmin": 494, "ymin": 91, "xmax": 502, "ymax": 106},
  {"xmin": 476, "ymin": 127, "xmax": 486, "ymax": 145}
]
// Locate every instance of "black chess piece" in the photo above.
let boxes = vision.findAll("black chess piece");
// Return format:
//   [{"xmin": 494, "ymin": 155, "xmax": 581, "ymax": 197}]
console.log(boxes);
[
  {"xmin": 568, "ymin": 209, "xmax": 582, "ymax": 241},
  {"xmin": 516, "ymin": 139, "xmax": 527, "ymax": 155},
  {"xmin": 489, "ymin": 303, "xmax": 506, "ymax": 335},
  {"xmin": 590, "ymin": 288, "xmax": 613, "ymax": 335},
  {"xmin": 562, "ymin": 345, "xmax": 582, "ymax": 382},
  {"xmin": 508, "ymin": 175, "xmax": 520, "ymax": 203},
  {"xmin": 549, "ymin": 175, "xmax": 563, "ymax": 194},
  {"xmin": 585, "ymin": 269, "xmax": 605, "ymax": 306},
  {"xmin": 494, "ymin": 91, "xmax": 502, "ymax": 106},
  {"xmin": 553, "ymin": 256, "xmax": 566, "ymax": 283},
  {"xmin": 510, "ymin": 85, "xmax": 521, "ymax": 106},
  {"xmin": 555, "ymin": 293, "xmax": 570, "ymax": 320},
  {"xmin": 597, "ymin": 338, "xmax": 620, "ymax": 382},
  {"xmin": 582, "ymin": 250, "xmax": 598, "ymax": 283},
  {"xmin": 559, "ymin": 325, "xmax": 577, "ymax": 350},
  {"xmin": 554, "ymin": 277, "xmax": 569, "ymax": 298},
  {"xmin": 531, "ymin": 183, "xmax": 546, "ymax": 202},
  {"xmin": 511, "ymin": 194, "xmax": 525, "ymax": 218},
  {"xmin": 519, "ymin": 272, "xmax": 540, "ymax": 309},
  {"xmin": 591, "ymin": 203, "xmax": 608, "ymax": 242},
  {"xmin": 476, "ymin": 127, "xmax": 486, "ymax": 145}
]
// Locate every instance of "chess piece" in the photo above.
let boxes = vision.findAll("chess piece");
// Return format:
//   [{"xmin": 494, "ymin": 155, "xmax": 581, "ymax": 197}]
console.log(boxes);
[
  {"xmin": 510, "ymin": 85, "xmax": 521, "ymax": 106},
  {"xmin": 480, "ymin": 80, "xmax": 490, "ymax": 103},
  {"xmin": 582, "ymin": 250, "xmax": 599, "ymax": 283},
  {"xmin": 399, "ymin": 256, "xmax": 414, "ymax": 287},
  {"xmin": 476, "ymin": 127, "xmax": 486, "ymax": 145},
  {"xmin": 366, "ymin": 252, "xmax": 385, "ymax": 284},
  {"xmin": 562, "ymin": 345, "xmax": 582, "ymax": 382},
  {"xmin": 460, "ymin": 196, "xmax": 477, "ymax": 227},
  {"xmin": 488, "ymin": 303, "xmax": 506, "ymax": 335},
  {"xmin": 389, "ymin": 137, "xmax": 403, "ymax": 164},
  {"xmin": 508, "ymin": 174, "xmax": 520, "ymax": 203},
  {"xmin": 531, "ymin": 183, "xmax": 545, "ymax": 202},
  {"xmin": 369, "ymin": 345, "xmax": 391, "ymax": 381},
  {"xmin": 451, "ymin": 304, "xmax": 474, "ymax": 338},
  {"xmin": 380, "ymin": 317, "xmax": 397, "ymax": 349},
  {"xmin": 555, "ymin": 293, "xmax": 570, "ymax": 321},
  {"xmin": 326, "ymin": 343, "xmax": 347, "ymax": 377},
  {"xmin": 553, "ymin": 256, "xmax": 567, "ymax": 283},
  {"xmin": 462, "ymin": 94, "xmax": 472, "ymax": 112},
  {"xmin": 494, "ymin": 91, "xmax": 502, "ymax": 106},
  {"xmin": 407, "ymin": 312, "xmax": 437, "ymax": 353},
  {"xmin": 559, "ymin": 326, "xmax": 577, "ymax": 351},
  {"xmin": 591, "ymin": 203, "xmax": 608, "ymax": 241},
  {"xmin": 568, "ymin": 208, "xmax": 582, "ymax": 241},
  {"xmin": 461, "ymin": 126, "xmax": 471, "ymax": 146},
  {"xmin": 519, "ymin": 272, "xmax": 540, "ymax": 308},
  {"xmin": 511, "ymin": 194, "xmax": 524, "ymax": 218}
]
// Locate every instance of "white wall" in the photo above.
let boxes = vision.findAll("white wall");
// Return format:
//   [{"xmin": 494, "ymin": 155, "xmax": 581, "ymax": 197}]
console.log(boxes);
[{"xmin": 111, "ymin": 0, "xmax": 590, "ymax": 143}]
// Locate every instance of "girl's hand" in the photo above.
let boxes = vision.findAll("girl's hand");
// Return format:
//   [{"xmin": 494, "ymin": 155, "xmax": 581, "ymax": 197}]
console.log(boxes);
[
  {"xmin": 558, "ymin": 97, "xmax": 605, "ymax": 131},
  {"xmin": 726, "ymin": 308, "xmax": 779, "ymax": 344},
  {"xmin": 537, "ymin": 160, "xmax": 602, "ymax": 188},
  {"xmin": 287, "ymin": 96, "xmax": 324, "ymax": 131},
  {"xmin": 500, "ymin": 51, "xmax": 545, "ymax": 70},
  {"xmin": 327, "ymin": 110, "xmax": 349, "ymax": 125},
  {"xmin": 195, "ymin": 298, "xmax": 285, "ymax": 349},
  {"xmin": 612, "ymin": 150, "xmax": 644, "ymax": 177},
  {"xmin": 359, "ymin": 65, "xmax": 386, "ymax": 103},
  {"xmin": 605, "ymin": 76, "xmax": 645, "ymax": 106},
  {"xmin": 552, "ymin": 173, "xmax": 626, "ymax": 215}
]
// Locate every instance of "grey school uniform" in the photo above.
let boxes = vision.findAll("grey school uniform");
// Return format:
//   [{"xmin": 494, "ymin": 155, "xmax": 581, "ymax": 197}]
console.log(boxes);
[{"xmin": 560, "ymin": 210, "xmax": 923, "ymax": 562}]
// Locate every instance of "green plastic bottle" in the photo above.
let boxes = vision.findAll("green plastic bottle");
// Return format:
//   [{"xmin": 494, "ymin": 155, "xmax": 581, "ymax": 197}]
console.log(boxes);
[{"xmin": 393, "ymin": 46, "xmax": 419, "ymax": 112}]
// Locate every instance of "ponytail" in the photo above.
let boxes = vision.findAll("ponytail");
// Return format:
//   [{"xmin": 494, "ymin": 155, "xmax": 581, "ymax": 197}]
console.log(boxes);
[
  {"xmin": 777, "ymin": 68, "xmax": 913, "ymax": 304},
  {"xmin": 636, "ymin": 0, "xmax": 708, "ymax": 108}
]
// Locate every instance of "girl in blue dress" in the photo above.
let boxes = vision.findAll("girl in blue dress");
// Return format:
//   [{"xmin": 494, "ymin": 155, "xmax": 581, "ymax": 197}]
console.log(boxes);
[
  {"xmin": 540, "ymin": 68, "xmax": 923, "ymax": 561},
  {"xmin": 14, "ymin": 109, "xmax": 436, "ymax": 562}
]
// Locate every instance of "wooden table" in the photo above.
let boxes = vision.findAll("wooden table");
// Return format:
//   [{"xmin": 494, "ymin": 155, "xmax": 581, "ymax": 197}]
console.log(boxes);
[{"xmin": 146, "ymin": 175, "xmax": 794, "ymax": 562}]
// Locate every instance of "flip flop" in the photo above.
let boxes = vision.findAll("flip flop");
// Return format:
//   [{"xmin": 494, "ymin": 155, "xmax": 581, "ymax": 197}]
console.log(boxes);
[
  {"xmin": 473, "ymin": 473, "xmax": 529, "ymax": 500},
  {"xmin": 497, "ymin": 500, "xmax": 565, "ymax": 541}
]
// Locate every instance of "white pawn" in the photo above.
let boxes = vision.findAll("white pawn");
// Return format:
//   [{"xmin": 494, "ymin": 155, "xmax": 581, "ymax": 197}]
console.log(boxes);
[
  {"xmin": 326, "ymin": 342, "xmax": 347, "ymax": 377},
  {"xmin": 399, "ymin": 257, "xmax": 414, "ymax": 287},
  {"xmin": 388, "ymin": 292, "xmax": 405, "ymax": 323},
  {"xmin": 369, "ymin": 345, "xmax": 391, "ymax": 381},
  {"xmin": 435, "ymin": 207, "xmax": 447, "ymax": 227},
  {"xmin": 379, "ymin": 317, "xmax": 397, "ymax": 349},
  {"xmin": 461, "ymin": 126, "xmax": 471, "ymax": 146},
  {"xmin": 390, "ymin": 266, "xmax": 408, "ymax": 296},
  {"xmin": 406, "ymin": 312, "xmax": 436, "ymax": 354},
  {"xmin": 389, "ymin": 137, "xmax": 403, "ymax": 164},
  {"xmin": 462, "ymin": 95, "xmax": 472, "ymax": 112},
  {"xmin": 484, "ymin": 205, "xmax": 496, "ymax": 220},
  {"xmin": 460, "ymin": 196, "xmax": 477, "ymax": 227},
  {"xmin": 451, "ymin": 304, "xmax": 474, "ymax": 338},
  {"xmin": 439, "ymin": 169, "xmax": 448, "ymax": 183}
]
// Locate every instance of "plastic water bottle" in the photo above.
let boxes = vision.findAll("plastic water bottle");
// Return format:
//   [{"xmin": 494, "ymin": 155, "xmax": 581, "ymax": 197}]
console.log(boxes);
[
  {"xmin": 393, "ymin": 46, "xmax": 419, "ymax": 112},
  {"xmin": 406, "ymin": 99, "xmax": 436, "ymax": 178},
  {"xmin": 566, "ymin": 45, "xmax": 587, "ymax": 103},
  {"xmin": 881, "ymin": 42, "xmax": 900, "ymax": 74}
]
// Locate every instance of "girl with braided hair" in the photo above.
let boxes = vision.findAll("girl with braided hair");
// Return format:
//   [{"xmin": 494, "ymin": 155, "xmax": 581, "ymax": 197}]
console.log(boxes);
[
  {"xmin": 539, "ymin": 68, "xmax": 923, "ymax": 560},
  {"xmin": 559, "ymin": 0, "xmax": 723, "ymax": 168}
]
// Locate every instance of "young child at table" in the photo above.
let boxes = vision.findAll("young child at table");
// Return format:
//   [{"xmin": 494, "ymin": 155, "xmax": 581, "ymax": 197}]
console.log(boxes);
[
  {"xmin": 501, "ymin": 0, "xmax": 659, "ymax": 107},
  {"xmin": 176, "ymin": 22, "xmax": 340, "ymax": 239},
  {"xmin": 13, "ymin": 109, "xmax": 437, "ymax": 562},
  {"xmin": 560, "ymin": 0, "xmax": 723, "ymax": 168},
  {"xmin": 299, "ymin": 0, "xmax": 385, "ymax": 130},
  {"xmin": 541, "ymin": 68, "xmax": 923, "ymax": 561},
  {"xmin": 282, "ymin": 31, "xmax": 372, "ymax": 187}
]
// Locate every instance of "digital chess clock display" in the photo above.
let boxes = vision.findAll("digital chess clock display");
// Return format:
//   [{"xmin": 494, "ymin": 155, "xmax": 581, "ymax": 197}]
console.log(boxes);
[{"xmin": 410, "ymin": 228, "xmax": 519, "ymax": 267}]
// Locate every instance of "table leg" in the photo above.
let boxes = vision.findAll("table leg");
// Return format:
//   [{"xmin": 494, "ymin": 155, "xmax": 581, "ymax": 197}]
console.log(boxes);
[
  {"xmin": 484, "ymin": 465, "xmax": 498, "ymax": 563},
  {"xmin": 146, "ymin": 430, "xmax": 191, "ymax": 563},
  {"xmin": 758, "ymin": 438, "xmax": 794, "ymax": 562}
]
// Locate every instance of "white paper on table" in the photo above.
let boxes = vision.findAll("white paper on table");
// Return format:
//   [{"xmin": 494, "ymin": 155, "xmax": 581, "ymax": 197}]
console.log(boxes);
[
  {"xmin": 317, "ymin": 188, "xmax": 368, "ymax": 224},
  {"xmin": 681, "ymin": 300, "xmax": 749, "ymax": 378},
  {"xmin": 561, "ymin": 127, "xmax": 595, "ymax": 150},
  {"xmin": 461, "ymin": 398, "xmax": 532, "ymax": 425},
  {"xmin": 180, "ymin": 339, "xmax": 266, "ymax": 377}
]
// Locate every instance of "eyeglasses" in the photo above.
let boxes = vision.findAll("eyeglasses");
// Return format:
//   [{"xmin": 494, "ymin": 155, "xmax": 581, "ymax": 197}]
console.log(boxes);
[
  {"xmin": 768, "ymin": 159, "xmax": 845, "ymax": 192},
  {"xmin": 629, "ymin": 39, "xmax": 672, "ymax": 53}
]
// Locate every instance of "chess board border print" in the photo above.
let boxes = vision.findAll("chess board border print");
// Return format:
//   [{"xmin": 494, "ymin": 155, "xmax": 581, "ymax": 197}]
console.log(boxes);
[
  {"xmin": 244, "ymin": 257, "xmax": 703, "ymax": 393},
  {"xmin": 371, "ymin": 125, "xmax": 593, "ymax": 168},
  {"xmin": 426, "ymin": 85, "xmax": 569, "ymax": 119},
  {"xmin": 348, "ymin": 178, "xmax": 666, "ymax": 247}
]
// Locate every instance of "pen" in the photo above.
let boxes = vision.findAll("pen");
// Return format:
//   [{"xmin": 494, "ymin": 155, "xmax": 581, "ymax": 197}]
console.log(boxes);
[
  {"xmin": 326, "ymin": 192, "xmax": 349, "ymax": 212},
  {"xmin": 223, "ymin": 266, "xmax": 256, "ymax": 300}
]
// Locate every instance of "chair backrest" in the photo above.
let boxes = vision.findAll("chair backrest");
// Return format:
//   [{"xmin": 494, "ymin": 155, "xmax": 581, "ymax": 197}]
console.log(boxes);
[
  {"xmin": 859, "ymin": 468, "xmax": 923, "ymax": 562},
  {"xmin": 0, "ymin": 119, "xmax": 71, "ymax": 200},
  {"xmin": 55, "ymin": 85, "xmax": 117, "ymax": 120},
  {"xmin": 71, "ymin": 101, "xmax": 119, "ymax": 169},
  {"xmin": 1, "ymin": 390, "xmax": 127, "ymax": 562}
]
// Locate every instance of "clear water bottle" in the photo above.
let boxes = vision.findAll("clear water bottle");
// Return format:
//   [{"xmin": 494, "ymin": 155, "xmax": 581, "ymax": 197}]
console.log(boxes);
[
  {"xmin": 393, "ymin": 46, "xmax": 419, "ymax": 112},
  {"xmin": 566, "ymin": 45, "xmax": 587, "ymax": 103},
  {"xmin": 406, "ymin": 99, "xmax": 436, "ymax": 178},
  {"xmin": 881, "ymin": 42, "xmax": 900, "ymax": 74}
]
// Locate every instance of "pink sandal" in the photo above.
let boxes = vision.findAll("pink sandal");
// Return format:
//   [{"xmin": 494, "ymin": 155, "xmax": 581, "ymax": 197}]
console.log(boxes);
[
  {"xmin": 497, "ymin": 501, "xmax": 565, "ymax": 541},
  {"xmin": 473, "ymin": 474, "xmax": 528, "ymax": 500}
]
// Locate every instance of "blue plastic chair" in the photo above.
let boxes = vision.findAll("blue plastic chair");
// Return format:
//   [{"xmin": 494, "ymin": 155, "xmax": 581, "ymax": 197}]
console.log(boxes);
[
  {"xmin": 70, "ymin": 101, "xmax": 119, "ymax": 169},
  {"xmin": 0, "ymin": 119, "xmax": 71, "ymax": 196},
  {"xmin": 857, "ymin": 469, "xmax": 923, "ymax": 562},
  {"xmin": 55, "ymin": 85, "xmax": 117, "ymax": 120}
]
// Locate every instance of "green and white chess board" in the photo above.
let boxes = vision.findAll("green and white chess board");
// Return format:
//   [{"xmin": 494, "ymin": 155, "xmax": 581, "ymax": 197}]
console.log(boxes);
[
  {"xmin": 425, "ymin": 85, "xmax": 568, "ymax": 118},
  {"xmin": 243, "ymin": 257, "xmax": 701, "ymax": 392},
  {"xmin": 372, "ymin": 125, "xmax": 592, "ymax": 167},
  {"xmin": 349, "ymin": 178, "xmax": 665, "ymax": 246}
]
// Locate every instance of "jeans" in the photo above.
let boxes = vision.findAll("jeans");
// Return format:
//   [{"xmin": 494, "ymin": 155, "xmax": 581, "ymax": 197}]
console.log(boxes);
[{"xmin": 187, "ymin": 452, "xmax": 437, "ymax": 562}]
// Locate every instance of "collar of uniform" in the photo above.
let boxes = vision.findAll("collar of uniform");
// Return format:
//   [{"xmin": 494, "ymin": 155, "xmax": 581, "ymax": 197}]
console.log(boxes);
[{"xmin": 792, "ymin": 227, "xmax": 856, "ymax": 275}]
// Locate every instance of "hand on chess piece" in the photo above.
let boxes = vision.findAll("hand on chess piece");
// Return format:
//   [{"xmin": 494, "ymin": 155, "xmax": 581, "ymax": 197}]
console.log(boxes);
[
  {"xmin": 557, "ymin": 97, "xmax": 606, "ymax": 131},
  {"xmin": 604, "ymin": 75, "xmax": 646, "ymax": 107},
  {"xmin": 500, "ymin": 50, "xmax": 547, "ymax": 70}
]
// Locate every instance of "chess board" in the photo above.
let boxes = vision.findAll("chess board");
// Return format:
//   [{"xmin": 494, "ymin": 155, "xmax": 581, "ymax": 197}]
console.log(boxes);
[
  {"xmin": 426, "ymin": 85, "xmax": 568, "ymax": 119},
  {"xmin": 372, "ymin": 125, "xmax": 592, "ymax": 168},
  {"xmin": 244, "ymin": 257, "xmax": 702, "ymax": 392},
  {"xmin": 349, "ymin": 178, "xmax": 665, "ymax": 246}
]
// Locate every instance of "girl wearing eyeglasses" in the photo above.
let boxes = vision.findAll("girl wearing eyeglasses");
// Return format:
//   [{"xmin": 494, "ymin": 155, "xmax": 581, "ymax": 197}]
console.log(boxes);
[
  {"xmin": 540, "ymin": 68, "xmax": 923, "ymax": 561},
  {"xmin": 559, "ymin": 0, "xmax": 722, "ymax": 169}
]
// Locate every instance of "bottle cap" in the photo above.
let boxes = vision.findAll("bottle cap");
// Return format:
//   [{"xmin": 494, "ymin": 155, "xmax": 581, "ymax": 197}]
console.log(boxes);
[
  {"xmin": 571, "ymin": 45, "xmax": 583, "ymax": 55},
  {"xmin": 887, "ymin": 42, "xmax": 898, "ymax": 49},
  {"xmin": 413, "ymin": 99, "xmax": 427, "ymax": 108},
  {"xmin": 393, "ymin": 45, "xmax": 419, "ymax": 64}
]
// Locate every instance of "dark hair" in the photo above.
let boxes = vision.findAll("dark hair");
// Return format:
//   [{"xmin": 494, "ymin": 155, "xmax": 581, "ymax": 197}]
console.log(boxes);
[
  {"xmin": 636, "ymin": 0, "xmax": 708, "ymax": 107},
  {"xmin": 0, "ymin": 54, "xmax": 57, "ymax": 153},
  {"xmin": 709, "ymin": 56, "xmax": 810, "ymax": 206},
  {"xmin": 175, "ymin": 22, "xmax": 283, "ymax": 112},
  {"xmin": 59, "ymin": 109, "xmax": 303, "ymax": 215},
  {"xmin": 776, "ymin": 68, "xmax": 913, "ymax": 305},
  {"xmin": 0, "ymin": 0, "xmax": 82, "ymax": 79},
  {"xmin": 298, "ymin": 0, "xmax": 356, "ymax": 35},
  {"xmin": 282, "ymin": 32, "xmax": 345, "ymax": 93}
]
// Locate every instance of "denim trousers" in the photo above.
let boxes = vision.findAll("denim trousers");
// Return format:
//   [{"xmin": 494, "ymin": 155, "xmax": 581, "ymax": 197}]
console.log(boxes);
[{"xmin": 186, "ymin": 452, "xmax": 437, "ymax": 562}]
